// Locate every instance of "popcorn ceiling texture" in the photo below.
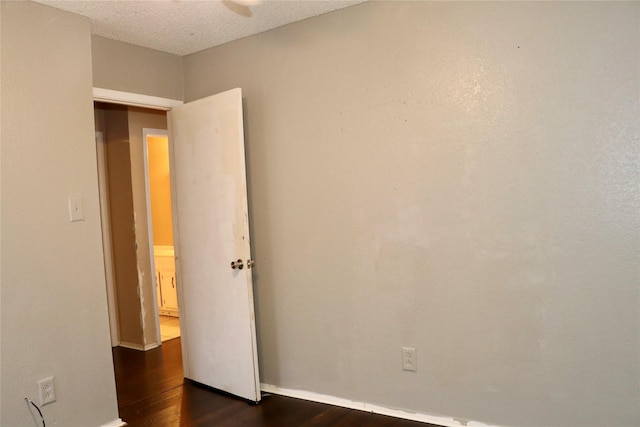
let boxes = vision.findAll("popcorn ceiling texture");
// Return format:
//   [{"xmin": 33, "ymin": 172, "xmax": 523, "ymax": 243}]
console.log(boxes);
[{"xmin": 33, "ymin": 0, "xmax": 366, "ymax": 55}]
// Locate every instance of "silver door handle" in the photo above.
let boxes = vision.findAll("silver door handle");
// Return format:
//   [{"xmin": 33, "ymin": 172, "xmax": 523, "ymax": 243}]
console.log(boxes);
[
  {"xmin": 247, "ymin": 259, "xmax": 255, "ymax": 269},
  {"xmin": 231, "ymin": 259, "xmax": 244, "ymax": 270}
]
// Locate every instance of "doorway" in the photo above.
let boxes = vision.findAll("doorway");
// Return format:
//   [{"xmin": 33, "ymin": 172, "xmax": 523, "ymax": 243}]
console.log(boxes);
[
  {"xmin": 94, "ymin": 87, "xmax": 262, "ymax": 404},
  {"xmin": 143, "ymin": 129, "xmax": 181, "ymax": 342},
  {"xmin": 94, "ymin": 102, "xmax": 179, "ymax": 350}
]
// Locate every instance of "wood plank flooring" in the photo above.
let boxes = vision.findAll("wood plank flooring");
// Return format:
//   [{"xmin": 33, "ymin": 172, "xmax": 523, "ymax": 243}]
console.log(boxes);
[{"xmin": 113, "ymin": 338, "xmax": 437, "ymax": 427}]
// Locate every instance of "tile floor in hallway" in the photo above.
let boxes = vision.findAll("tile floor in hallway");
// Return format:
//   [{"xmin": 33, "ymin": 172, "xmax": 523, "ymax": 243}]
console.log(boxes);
[{"xmin": 160, "ymin": 315, "xmax": 181, "ymax": 342}]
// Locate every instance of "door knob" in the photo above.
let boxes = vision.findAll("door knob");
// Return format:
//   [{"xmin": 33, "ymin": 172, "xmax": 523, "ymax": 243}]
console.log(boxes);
[
  {"xmin": 230, "ymin": 259, "xmax": 244, "ymax": 270},
  {"xmin": 247, "ymin": 259, "xmax": 255, "ymax": 269}
]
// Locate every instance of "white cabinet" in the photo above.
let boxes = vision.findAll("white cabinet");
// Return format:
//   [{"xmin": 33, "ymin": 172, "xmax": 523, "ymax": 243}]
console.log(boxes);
[{"xmin": 154, "ymin": 246, "xmax": 179, "ymax": 317}]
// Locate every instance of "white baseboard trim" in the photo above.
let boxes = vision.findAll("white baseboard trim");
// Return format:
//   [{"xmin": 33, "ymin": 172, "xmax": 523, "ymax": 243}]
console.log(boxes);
[
  {"xmin": 119, "ymin": 341, "xmax": 159, "ymax": 351},
  {"xmin": 99, "ymin": 418, "xmax": 126, "ymax": 427},
  {"xmin": 260, "ymin": 384, "xmax": 499, "ymax": 427}
]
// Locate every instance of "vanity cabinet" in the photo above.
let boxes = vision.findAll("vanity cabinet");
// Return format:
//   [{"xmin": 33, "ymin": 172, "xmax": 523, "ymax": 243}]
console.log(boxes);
[{"xmin": 154, "ymin": 246, "xmax": 179, "ymax": 317}]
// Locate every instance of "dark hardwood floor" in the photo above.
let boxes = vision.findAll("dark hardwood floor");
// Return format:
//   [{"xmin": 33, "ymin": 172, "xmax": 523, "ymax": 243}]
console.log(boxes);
[{"xmin": 112, "ymin": 338, "xmax": 436, "ymax": 427}]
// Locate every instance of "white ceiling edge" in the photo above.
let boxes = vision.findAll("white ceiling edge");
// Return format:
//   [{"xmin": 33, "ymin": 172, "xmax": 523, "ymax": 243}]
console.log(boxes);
[{"xmin": 33, "ymin": 0, "xmax": 368, "ymax": 56}]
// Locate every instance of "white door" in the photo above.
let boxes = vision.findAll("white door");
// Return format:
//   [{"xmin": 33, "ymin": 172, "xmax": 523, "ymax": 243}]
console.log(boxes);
[{"xmin": 168, "ymin": 88, "xmax": 260, "ymax": 402}]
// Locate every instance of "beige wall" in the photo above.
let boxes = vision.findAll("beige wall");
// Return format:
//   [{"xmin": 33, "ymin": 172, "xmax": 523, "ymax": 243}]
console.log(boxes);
[
  {"xmin": 92, "ymin": 35, "xmax": 183, "ymax": 101},
  {"xmin": 1, "ymin": 2, "xmax": 119, "ymax": 425},
  {"xmin": 148, "ymin": 136, "xmax": 174, "ymax": 246},
  {"xmin": 184, "ymin": 2, "xmax": 640, "ymax": 426},
  {"xmin": 100, "ymin": 103, "xmax": 145, "ymax": 346}
]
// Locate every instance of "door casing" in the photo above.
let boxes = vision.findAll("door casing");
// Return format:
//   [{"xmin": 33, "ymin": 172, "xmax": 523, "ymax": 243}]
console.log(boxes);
[
  {"xmin": 93, "ymin": 89, "xmax": 182, "ymax": 351},
  {"xmin": 142, "ymin": 128, "xmax": 171, "ymax": 346}
]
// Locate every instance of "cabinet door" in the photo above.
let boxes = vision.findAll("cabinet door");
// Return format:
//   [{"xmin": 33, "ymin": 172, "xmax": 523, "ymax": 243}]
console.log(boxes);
[{"xmin": 161, "ymin": 270, "xmax": 179, "ymax": 310}]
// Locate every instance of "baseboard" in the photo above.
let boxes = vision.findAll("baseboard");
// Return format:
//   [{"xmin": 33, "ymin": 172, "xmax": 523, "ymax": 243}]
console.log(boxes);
[
  {"xmin": 119, "ymin": 341, "xmax": 159, "ymax": 351},
  {"xmin": 99, "ymin": 418, "xmax": 126, "ymax": 427},
  {"xmin": 260, "ymin": 384, "xmax": 499, "ymax": 427}
]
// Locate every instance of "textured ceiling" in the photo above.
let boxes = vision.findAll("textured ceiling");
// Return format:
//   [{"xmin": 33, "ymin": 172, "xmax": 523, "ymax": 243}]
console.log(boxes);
[{"xmin": 33, "ymin": 0, "xmax": 366, "ymax": 56}]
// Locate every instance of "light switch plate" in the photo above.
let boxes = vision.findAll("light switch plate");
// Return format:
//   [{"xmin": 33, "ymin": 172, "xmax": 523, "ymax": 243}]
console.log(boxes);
[
  {"xmin": 68, "ymin": 194, "xmax": 84, "ymax": 222},
  {"xmin": 402, "ymin": 347, "xmax": 417, "ymax": 372}
]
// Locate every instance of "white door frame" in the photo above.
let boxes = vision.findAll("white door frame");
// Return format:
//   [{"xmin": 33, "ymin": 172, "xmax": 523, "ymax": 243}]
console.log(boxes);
[
  {"xmin": 93, "ymin": 88, "xmax": 183, "ymax": 110},
  {"xmin": 94, "ymin": 88, "xmax": 183, "ymax": 350},
  {"xmin": 142, "ymin": 127, "xmax": 171, "ymax": 346}
]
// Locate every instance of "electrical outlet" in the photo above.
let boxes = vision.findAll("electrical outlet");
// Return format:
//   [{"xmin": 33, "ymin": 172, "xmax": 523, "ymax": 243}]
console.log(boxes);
[
  {"xmin": 401, "ymin": 347, "xmax": 417, "ymax": 372},
  {"xmin": 38, "ymin": 376, "xmax": 56, "ymax": 406}
]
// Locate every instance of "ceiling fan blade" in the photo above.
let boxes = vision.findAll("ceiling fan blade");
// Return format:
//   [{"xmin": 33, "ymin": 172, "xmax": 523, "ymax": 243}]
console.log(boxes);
[{"xmin": 222, "ymin": 0, "xmax": 262, "ymax": 17}]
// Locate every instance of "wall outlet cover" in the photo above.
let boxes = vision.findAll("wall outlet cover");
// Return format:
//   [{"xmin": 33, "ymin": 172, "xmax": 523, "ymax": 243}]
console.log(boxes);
[{"xmin": 38, "ymin": 376, "xmax": 56, "ymax": 405}]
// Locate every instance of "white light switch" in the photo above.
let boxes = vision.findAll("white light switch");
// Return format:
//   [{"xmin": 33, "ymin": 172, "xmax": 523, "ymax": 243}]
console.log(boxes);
[{"xmin": 68, "ymin": 194, "xmax": 84, "ymax": 222}]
